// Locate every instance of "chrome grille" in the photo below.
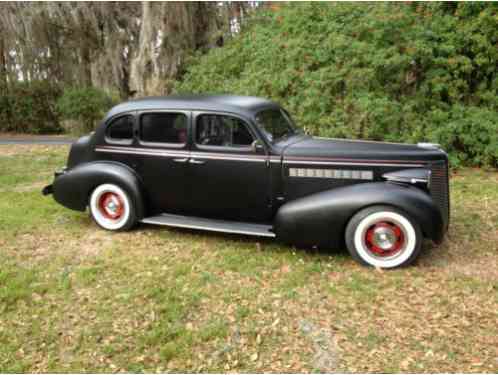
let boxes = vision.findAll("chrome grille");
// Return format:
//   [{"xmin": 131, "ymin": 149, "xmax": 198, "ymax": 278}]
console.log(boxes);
[{"xmin": 429, "ymin": 160, "xmax": 450, "ymax": 230}]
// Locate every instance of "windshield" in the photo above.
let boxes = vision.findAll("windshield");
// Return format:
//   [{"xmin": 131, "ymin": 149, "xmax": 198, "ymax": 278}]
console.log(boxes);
[{"xmin": 254, "ymin": 108, "xmax": 300, "ymax": 143}]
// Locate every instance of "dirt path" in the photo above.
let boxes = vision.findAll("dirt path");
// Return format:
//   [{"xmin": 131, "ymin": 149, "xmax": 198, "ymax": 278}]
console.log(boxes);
[{"xmin": 0, "ymin": 134, "xmax": 75, "ymax": 145}]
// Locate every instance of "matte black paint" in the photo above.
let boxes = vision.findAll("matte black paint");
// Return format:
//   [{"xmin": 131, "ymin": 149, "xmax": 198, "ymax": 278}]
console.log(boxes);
[
  {"xmin": 67, "ymin": 134, "xmax": 96, "ymax": 168},
  {"xmin": 44, "ymin": 95, "xmax": 449, "ymax": 248},
  {"xmin": 274, "ymin": 182, "xmax": 444, "ymax": 249},
  {"xmin": 52, "ymin": 161, "xmax": 145, "ymax": 219},
  {"xmin": 282, "ymin": 136, "xmax": 445, "ymax": 162}
]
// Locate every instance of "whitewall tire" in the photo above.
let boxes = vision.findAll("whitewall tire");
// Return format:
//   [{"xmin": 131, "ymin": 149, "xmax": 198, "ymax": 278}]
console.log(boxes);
[
  {"xmin": 345, "ymin": 205, "xmax": 423, "ymax": 268},
  {"xmin": 89, "ymin": 183, "xmax": 137, "ymax": 231}
]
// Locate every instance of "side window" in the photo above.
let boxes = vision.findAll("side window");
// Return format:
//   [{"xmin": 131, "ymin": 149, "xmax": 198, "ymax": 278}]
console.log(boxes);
[
  {"xmin": 106, "ymin": 115, "xmax": 134, "ymax": 142},
  {"xmin": 196, "ymin": 114, "xmax": 254, "ymax": 147},
  {"xmin": 140, "ymin": 113, "xmax": 187, "ymax": 144}
]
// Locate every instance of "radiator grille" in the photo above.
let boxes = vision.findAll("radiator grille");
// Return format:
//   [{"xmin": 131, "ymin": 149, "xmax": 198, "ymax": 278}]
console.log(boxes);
[{"xmin": 429, "ymin": 161, "xmax": 450, "ymax": 230}]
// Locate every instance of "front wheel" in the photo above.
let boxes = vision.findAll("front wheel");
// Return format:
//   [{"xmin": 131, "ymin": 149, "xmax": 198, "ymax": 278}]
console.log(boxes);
[
  {"xmin": 345, "ymin": 205, "xmax": 423, "ymax": 268},
  {"xmin": 89, "ymin": 183, "xmax": 137, "ymax": 231}
]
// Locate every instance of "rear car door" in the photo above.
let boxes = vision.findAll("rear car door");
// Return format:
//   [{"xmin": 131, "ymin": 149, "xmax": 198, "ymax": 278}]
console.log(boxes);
[
  {"xmin": 186, "ymin": 111, "xmax": 272, "ymax": 222},
  {"xmin": 134, "ymin": 110, "xmax": 191, "ymax": 215}
]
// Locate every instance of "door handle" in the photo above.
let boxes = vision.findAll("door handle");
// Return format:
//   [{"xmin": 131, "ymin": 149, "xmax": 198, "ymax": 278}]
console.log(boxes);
[
  {"xmin": 173, "ymin": 158, "xmax": 189, "ymax": 163},
  {"xmin": 189, "ymin": 159, "xmax": 205, "ymax": 165}
]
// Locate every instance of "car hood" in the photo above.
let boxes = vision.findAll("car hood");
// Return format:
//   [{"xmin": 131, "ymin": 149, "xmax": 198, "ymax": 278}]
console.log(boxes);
[{"xmin": 281, "ymin": 136, "xmax": 447, "ymax": 164}]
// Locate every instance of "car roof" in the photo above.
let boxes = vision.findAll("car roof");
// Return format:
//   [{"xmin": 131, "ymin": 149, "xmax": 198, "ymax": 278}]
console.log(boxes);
[{"xmin": 103, "ymin": 94, "xmax": 281, "ymax": 122}]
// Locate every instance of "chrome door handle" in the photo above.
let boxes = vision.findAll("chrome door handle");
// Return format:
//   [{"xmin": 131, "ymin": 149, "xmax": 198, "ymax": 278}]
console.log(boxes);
[
  {"xmin": 173, "ymin": 158, "xmax": 189, "ymax": 163},
  {"xmin": 189, "ymin": 159, "xmax": 205, "ymax": 165}
]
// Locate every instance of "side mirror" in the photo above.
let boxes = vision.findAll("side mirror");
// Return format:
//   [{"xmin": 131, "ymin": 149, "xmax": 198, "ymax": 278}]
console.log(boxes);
[{"xmin": 251, "ymin": 139, "xmax": 265, "ymax": 153}]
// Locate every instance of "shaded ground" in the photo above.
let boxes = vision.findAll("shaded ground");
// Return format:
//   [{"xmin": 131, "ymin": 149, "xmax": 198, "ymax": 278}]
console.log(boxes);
[{"xmin": 0, "ymin": 145, "xmax": 497, "ymax": 372}]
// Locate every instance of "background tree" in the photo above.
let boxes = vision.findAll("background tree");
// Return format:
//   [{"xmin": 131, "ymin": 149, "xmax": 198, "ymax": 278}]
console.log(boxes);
[
  {"xmin": 0, "ymin": 1, "xmax": 249, "ymax": 97},
  {"xmin": 0, "ymin": 1, "xmax": 253, "ymax": 133}
]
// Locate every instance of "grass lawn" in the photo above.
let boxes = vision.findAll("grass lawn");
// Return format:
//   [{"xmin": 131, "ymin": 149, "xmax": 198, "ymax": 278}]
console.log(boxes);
[{"xmin": 0, "ymin": 145, "xmax": 497, "ymax": 373}]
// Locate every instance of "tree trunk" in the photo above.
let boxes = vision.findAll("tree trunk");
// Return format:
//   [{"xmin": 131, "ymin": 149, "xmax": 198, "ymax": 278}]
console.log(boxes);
[
  {"xmin": 130, "ymin": 2, "xmax": 220, "ymax": 97},
  {"xmin": 1, "ymin": 2, "xmax": 221, "ymax": 96},
  {"xmin": 0, "ymin": 33, "xmax": 7, "ymax": 89},
  {"xmin": 130, "ymin": 2, "xmax": 154, "ymax": 95},
  {"xmin": 80, "ymin": 40, "xmax": 93, "ymax": 87}
]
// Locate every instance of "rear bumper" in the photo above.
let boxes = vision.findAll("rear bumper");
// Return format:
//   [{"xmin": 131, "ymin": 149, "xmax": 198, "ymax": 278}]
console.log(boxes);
[
  {"xmin": 41, "ymin": 167, "xmax": 67, "ymax": 196},
  {"xmin": 42, "ymin": 184, "xmax": 53, "ymax": 195}
]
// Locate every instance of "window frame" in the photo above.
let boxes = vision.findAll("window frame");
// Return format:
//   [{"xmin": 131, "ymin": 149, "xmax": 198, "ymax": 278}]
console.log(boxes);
[
  {"xmin": 104, "ymin": 114, "xmax": 135, "ymax": 145},
  {"xmin": 193, "ymin": 111, "xmax": 260, "ymax": 153},
  {"xmin": 137, "ymin": 110, "xmax": 190, "ymax": 149}
]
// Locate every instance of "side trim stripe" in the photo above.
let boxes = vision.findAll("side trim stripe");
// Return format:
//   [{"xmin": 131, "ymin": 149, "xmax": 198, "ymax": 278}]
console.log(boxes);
[
  {"xmin": 95, "ymin": 146, "xmax": 426, "ymax": 167},
  {"xmin": 95, "ymin": 147, "xmax": 268, "ymax": 162},
  {"xmin": 283, "ymin": 160, "xmax": 426, "ymax": 168},
  {"xmin": 284, "ymin": 156, "xmax": 426, "ymax": 164},
  {"xmin": 192, "ymin": 154, "xmax": 265, "ymax": 163},
  {"xmin": 95, "ymin": 147, "xmax": 187, "ymax": 158}
]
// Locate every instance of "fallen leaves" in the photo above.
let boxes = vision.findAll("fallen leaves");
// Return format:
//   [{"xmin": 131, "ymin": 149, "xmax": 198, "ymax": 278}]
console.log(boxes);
[{"xmin": 1, "ymin": 148, "xmax": 498, "ymax": 372}]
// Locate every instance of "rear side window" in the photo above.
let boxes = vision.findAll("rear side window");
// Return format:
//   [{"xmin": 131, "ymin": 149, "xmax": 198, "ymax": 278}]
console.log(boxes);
[
  {"xmin": 107, "ymin": 115, "xmax": 134, "ymax": 141},
  {"xmin": 140, "ymin": 113, "xmax": 188, "ymax": 144},
  {"xmin": 196, "ymin": 114, "xmax": 254, "ymax": 147}
]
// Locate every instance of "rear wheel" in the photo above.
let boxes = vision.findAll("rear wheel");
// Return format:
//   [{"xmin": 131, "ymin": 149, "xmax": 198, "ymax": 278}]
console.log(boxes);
[
  {"xmin": 345, "ymin": 205, "xmax": 422, "ymax": 268},
  {"xmin": 89, "ymin": 183, "xmax": 137, "ymax": 231}
]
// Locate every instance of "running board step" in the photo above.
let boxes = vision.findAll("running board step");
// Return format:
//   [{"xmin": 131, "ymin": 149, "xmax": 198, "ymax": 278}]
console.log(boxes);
[{"xmin": 141, "ymin": 213, "xmax": 276, "ymax": 238}]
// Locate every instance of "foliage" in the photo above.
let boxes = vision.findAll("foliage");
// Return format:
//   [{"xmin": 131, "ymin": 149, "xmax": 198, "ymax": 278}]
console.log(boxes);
[
  {"xmin": 56, "ymin": 87, "xmax": 114, "ymax": 133},
  {"xmin": 0, "ymin": 81, "xmax": 62, "ymax": 134},
  {"xmin": 175, "ymin": 3, "xmax": 498, "ymax": 167}
]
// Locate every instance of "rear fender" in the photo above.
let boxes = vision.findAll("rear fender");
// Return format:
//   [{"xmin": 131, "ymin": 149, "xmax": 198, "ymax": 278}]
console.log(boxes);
[
  {"xmin": 52, "ymin": 161, "xmax": 145, "ymax": 219},
  {"xmin": 274, "ymin": 182, "xmax": 443, "ymax": 249}
]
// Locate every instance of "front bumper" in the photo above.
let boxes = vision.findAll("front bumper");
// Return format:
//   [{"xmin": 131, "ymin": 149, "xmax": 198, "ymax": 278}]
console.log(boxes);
[{"xmin": 41, "ymin": 167, "xmax": 67, "ymax": 196}]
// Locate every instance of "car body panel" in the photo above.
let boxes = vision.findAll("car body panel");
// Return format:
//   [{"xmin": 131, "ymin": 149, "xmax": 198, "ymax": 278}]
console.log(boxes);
[
  {"xmin": 44, "ymin": 95, "xmax": 450, "ymax": 249},
  {"xmin": 52, "ymin": 161, "xmax": 145, "ymax": 219},
  {"xmin": 274, "ymin": 181, "xmax": 444, "ymax": 249}
]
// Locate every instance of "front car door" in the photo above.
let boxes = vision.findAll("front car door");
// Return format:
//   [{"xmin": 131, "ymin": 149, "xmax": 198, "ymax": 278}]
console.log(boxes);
[{"xmin": 186, "ymin": 111, "xmax": 272, "ymax": 223}]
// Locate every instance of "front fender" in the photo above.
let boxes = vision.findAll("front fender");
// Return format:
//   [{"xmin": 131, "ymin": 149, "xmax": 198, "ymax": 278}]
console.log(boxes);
[
  {"xmin": 274, "ymin": 182, "xmax": 444, "ymax": 249},
  {"xmin": 52, "ymin": 161, "xmax": 145, "ymax": 219}
]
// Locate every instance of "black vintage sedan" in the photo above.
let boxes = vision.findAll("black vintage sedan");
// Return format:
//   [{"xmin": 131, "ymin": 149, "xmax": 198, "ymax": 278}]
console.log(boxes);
[{"xmin": 43, "ymin": 95, "xmax": 449, "ymax": 268}]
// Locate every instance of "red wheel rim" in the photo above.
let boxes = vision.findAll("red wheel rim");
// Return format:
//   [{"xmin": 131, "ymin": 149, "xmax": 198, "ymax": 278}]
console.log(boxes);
[
  {"xmin": 98, "ymin": 192, "xmax": 124, "ymax": 220},
  {"xmin": 365, "ymin": 221, "xmax": 405, "ymax": 257}
]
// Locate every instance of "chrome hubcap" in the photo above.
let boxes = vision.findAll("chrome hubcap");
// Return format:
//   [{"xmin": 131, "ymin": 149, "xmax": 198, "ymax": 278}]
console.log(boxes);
[
  {"xmin": 372, "ymin": 226, "xmax": 397, "ymax": 250},
  {"xmin": 364, "ymin": 221, "xmax": 405, "ymax": 258},
  {"xmin": 106, "ymin": 198, "xmax": 119, "ymax": 214},
  {"xmin": 98, "ymin": 192, "xmax": 124, "ymax": 220}
]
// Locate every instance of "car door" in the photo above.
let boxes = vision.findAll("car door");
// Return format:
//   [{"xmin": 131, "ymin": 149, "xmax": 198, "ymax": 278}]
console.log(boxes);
[
  {"xmin": 133, "ymin": 110, "xmax": 191, "ymax": 215},
  {"xmin": 186, "ymin": 111, "xmax": 272, "ymax": 223}
]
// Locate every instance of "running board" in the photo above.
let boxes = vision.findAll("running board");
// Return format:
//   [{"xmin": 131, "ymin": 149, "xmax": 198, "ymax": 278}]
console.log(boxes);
[{"xmin": 140, "ymin": 213, "xmax": 276, "ymax": 238}]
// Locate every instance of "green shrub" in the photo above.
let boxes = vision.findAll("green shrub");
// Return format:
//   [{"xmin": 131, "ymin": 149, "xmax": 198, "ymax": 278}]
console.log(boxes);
[
  {"xmin": 56, "ymin": 87, "xmax": 114, "ymax": 133},
  {"xmin": 0, "ymin": 81, "xmax": 62, "ymax": 134},
  {"xmin": 174, "ymin": 3, "xmax": 498, "ymax": 167}
]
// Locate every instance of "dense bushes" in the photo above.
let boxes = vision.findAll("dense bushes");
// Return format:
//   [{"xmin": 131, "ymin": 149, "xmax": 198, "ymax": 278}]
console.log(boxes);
[
  {"xmin": 0, "ymin": 81, "xmax": 62, "ymax": 134},
  {"xmin": 175, "ymin": 3, "xmax": 498, "ymax": 167},
  {"xmin": 56, "ymin": 87, "xmax": 115, "ymax": 133},
  {"xmin": 0, "ymin": 84, "xmax": 115, "ymax": 135}
]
